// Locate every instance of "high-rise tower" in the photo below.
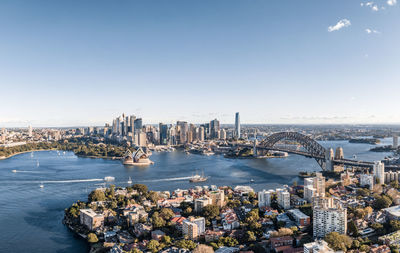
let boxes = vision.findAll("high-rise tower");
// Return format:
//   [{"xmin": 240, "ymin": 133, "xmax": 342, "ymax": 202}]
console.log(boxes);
[{"xmin": 235, "ymin": 112, "xmax": 240, "ymax": 139}]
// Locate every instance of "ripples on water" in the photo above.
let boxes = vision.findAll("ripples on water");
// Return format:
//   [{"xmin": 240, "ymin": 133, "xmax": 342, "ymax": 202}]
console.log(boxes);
[{"xmin": 0, "ymin": 139, "xmax": 394, "ymax": 252}]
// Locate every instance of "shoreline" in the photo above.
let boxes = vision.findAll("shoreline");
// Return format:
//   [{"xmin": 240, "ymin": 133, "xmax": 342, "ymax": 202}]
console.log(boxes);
[{"xmin": 0, "ymin": 149, "xmax": 58, "ymax": 160}]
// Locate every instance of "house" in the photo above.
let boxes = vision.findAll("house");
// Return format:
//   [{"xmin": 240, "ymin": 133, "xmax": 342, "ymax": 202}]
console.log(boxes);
[
  {"xmin": 270, "ymin": 236, "xmax": 294, "ymax": 250},
  {"xmin": 170, "ymin": 216, "xmax": 187, "ymax": 231},
  {"xmin": 369, "ymin": 244, "xmax": 390, "ymax": 253},
  {"xmin": 204, "ymin": 230, "xmax": 224, "ymax": 242},
  {"xmin": 133, "ymin": 223, "xmax": 152, "ymax": 237},
  {"xmin": 221, "ymin": 209, "xmax": 240, "ymax": 231},
  {"xmin": 287, "ymin": 209, "xmax": 310, "ymax": 226},
  {"xmin": 151, "ymin": 230, "xmax": 165, "ymax": 241}
]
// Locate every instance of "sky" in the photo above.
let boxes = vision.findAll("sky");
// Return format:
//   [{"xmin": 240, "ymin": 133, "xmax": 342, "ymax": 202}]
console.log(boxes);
[{"xmin": 0, "ymin": 0, "xmax": 399, "ymax": 127}]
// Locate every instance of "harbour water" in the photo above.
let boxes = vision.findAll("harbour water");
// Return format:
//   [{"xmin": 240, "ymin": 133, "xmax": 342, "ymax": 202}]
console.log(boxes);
[{"xmin": 0, "ymin": 138, "xmax": 394, "ymax": 252}]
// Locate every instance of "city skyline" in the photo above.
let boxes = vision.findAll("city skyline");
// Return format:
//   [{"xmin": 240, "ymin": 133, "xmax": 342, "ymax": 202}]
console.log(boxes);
[{"xmin": 0, "ymin": 0, "xmax": 399, "ymax": 127}]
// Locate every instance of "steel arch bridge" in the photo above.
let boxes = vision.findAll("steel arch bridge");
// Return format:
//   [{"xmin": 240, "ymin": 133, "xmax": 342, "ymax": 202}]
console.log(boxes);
[{"xmin": 258, "ymin": 131, "xmax": 328, "ymax": 170}]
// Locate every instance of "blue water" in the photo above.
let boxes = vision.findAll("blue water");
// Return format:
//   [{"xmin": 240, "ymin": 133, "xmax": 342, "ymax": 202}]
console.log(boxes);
[{"xmin": 0, "ymin": 138, "xmax": 394, "ymax": 252}]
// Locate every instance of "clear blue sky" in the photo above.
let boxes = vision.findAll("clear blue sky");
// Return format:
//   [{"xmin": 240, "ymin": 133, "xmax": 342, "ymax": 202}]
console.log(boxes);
[{"xmin": 0, "ymin": 0, "xmax": 399, "ymax": 127}]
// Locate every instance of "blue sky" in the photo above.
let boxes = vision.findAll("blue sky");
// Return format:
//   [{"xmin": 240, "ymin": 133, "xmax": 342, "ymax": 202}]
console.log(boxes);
[{"xmin": 0, "ymin": 0, "xmax": 399, "ymax": 127}]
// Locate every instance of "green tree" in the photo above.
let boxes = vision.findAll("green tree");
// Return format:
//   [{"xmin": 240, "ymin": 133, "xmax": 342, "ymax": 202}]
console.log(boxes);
[
  {"xmin": 202, "ymin": 205, "xmax": 220, "ymax": 219},
  {"xmin": 151, "ymin": 212, "xmax": 166, "ymax": 228},
  {"xmin": 87, "ymin": 233, "xmax": 98, "ymax": 243},
  {"xmin": 130, "ymin": 249, "xmax": 143, "ymax": 253},
  {"xmin": 133, "ymin": 184, "xmax": 148, "ymax": 195},
  {"xmin": 161, "ymin": 235, "xmax": 172, "ymax": 245},
  {"xmin": 348, "ymin": 220, "xmax": 359, "ymax": 236},
  {"xmin": 89, "ymin": 190, "xmax": 106, "ymax": 202},
  {"xmin": 147, "ymin": 240, "xmax": 160, "ymax": 253},
  {"xmin": 245, "ymin": 231, "xmax": 257, "ymax": 242},
  {"xmin": 218, "ymin": 237, "xmax": 238, "ymax": 247},
  {"xmin": 373, "ymin": 195, "xmax": 392, "ymax": 210},
  {"xmin": 371, "ymin": 223, "xmax": 386, "ymax": 235},
  {"xmin": 175, "ymin": 239, "xmax": 197, "ymax": 250},
  {"xmin": 193, "ymin": 244, "xmax": 214, "ymax": 253},
  {"xmin": 389, "ymin": 220, "xmax": 400, "ymax": 232},
  {"xmin": 324, "ymin": 232, "xmax": 353, "ymax": 251},
  {"xmin": 359, "ymin": 245, "xmax": 370, "ymax": 252},
  {"xmin": 160, "ymin": 208, "xmax": 175, "ymax": 220}
]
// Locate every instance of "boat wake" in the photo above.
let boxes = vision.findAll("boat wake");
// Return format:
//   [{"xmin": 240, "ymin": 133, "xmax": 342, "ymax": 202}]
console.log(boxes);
[
  {"xmin": 11, "ymin": 170, "xmax": 41, "ymax": 174},
  {"xmin": 141, "ymin": 176, "xmax": 193, "ymax": 182},
  {"xmin": 38, "ymin": 179, "xmax": 104, "ymax": 184}
]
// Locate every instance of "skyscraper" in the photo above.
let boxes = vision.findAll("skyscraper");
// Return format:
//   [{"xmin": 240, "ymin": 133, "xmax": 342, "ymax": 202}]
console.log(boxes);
[
  {"xmin": 159, "ymin": 123, "xmax": 169, "ymax": 145},
  {"xmin": 235, "ymin": 112, "xmax": 240, "ymax": 139},
  {"xmin": 177, "ymin": 121, "xmax": 188, "ymax": 144},
  {"xmin": 394, "ymin": 135, "xmax": 399, "ymax": 149},
  {"xmin": 28, "ymin": 125, "xmax": 32, "ymax": 137},
  {"xmin": 134, "ymin": 118, "xmax": 143, "ymax": 134},
  {"xmin": 210, "ymin": 119, "xmax": 220, "ymax": 139},
  {"xmin": 373, "ymin": 161, "xmax": 385, "ymax": 185}
]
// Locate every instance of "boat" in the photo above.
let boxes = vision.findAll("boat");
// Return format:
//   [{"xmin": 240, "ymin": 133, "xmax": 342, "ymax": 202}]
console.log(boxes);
[
  {"xmin": 12, "ymin": 170, "xmax": 17, "ymax": 173},
  {"xmin": 127, "ymin": 177, "xmax": 132, "ymax": 184},
  {"xmin": 39, "ymin": 183, "xmax": 44, "ymax": 188},
  {"xmin": 104, "ymin": 176, "xmax": 115, "ymax": 182},
  {"xmin": 189, "ymin": 170, "xmax": 209, "ymax": 183},
  {"xmin": 250, "ymin": 179, "xmax": 255, "ymax": 183},
  {"xmin": 353, "ymin": 154, "xmax": 357, "ymax": 159},
  {"xmin": 36, "ymin": 160, "xmax": 40, "ymax": 167},
  {"xmin": 63, "ymin": 151, "xmax": 66, "ymax": 155}
]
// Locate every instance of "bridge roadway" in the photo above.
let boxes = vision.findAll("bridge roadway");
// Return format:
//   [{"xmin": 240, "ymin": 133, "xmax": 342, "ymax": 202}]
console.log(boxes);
[{"xmin": 235, "ymin": 143, "xmax": 400, "ymax": 170}]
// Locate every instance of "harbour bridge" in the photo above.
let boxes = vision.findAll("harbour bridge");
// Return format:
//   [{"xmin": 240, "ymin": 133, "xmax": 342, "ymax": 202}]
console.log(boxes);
[{"xmin": 232, "ymin": 131, "xmax": 400, "ymax": 171}]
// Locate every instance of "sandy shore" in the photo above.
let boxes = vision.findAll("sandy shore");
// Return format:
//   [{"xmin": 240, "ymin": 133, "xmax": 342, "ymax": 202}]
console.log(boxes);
[{"xmin": 0, "ymin": 149, "xmax": 58, "ymax": 160}]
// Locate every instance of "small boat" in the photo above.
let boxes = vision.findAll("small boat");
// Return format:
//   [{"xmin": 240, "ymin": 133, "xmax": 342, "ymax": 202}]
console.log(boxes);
[
  {"xmin": 104, "ymin": 176, "xmax": 115, "ymax": 182},
  {"xmin": 353, "ymin": 154, "xmax": 357, "ymax": 159},
  {"xmin": 63, "ymin": 151, "xmax": 66, "ymax": 155},
  {"xmin": 39, "ymin": 183, "xmax": 44, "ymax": 188},
  {"xmin": 36, "ymin": 161, "xmax": 40, "ymax": 167},
  {"xmin": 12, "ymin": 170, "xmax": 17, "ymax": 173},
  {"xmin": 250, "ymin": 179, "xmax": 255, "ymax": 183},
  {"xmin": 127, "ymin": 177, "xmax": 132, "ymax": 184}
]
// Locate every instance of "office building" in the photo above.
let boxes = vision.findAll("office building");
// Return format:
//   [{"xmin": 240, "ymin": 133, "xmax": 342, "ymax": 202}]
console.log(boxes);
[
  {"xmin": 394, "ymin": 135, "xmax": 399, "ymax": 149},
  {"xmin": 177, "ymin": 121, "xmax": 188, "ymax": 144},
  {"xmin": 159, "ymin": 123, "xmax": 169, "ymax": 145},
  {"xmin": 235, "ymin": 112, "xmax": 240, "ymax": 139},
  {"xmin": 373, "ymin": 161, "xmax": 385, "ymax": 185},
  {"xmin": 210, "ymin": 119, "xmax": 220, "ymax": 139},
  {"xmin": 134, "ymin": 118, "xmax": 143, "ymax": 134},
  {"xmin": 313, "ymin": 197, "xmax": 347, "ymax": 238}
]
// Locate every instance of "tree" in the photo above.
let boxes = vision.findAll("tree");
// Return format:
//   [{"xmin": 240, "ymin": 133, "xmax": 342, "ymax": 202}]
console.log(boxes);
[
  {"xmin": 133, "ymin": 184, "xmax": 148, "ymax": 195},
  {"xmin": 324, "ymin": 232, "xmax": 352, "ymax": 251},
  {"xmin": 352, "ymin": 239, "xmax": 360, "ymax": 249},
  {"xmin": 218, "ymin": 237, "xmax": 238, "ymax": 247},
  {"xmin": 147, "ymin": 239, "xmax": 160, "ymax": 253},
  {"xmin": 193, "ymin": 244, "xmax": 214, "ymax": 253},
  {"xmin": 245, "ymin": 231, "xmax": 257, "ymax": 242},
  {"xmin": 160, "ymin": 208, "xmax": 175, "ymax": 220},
  {"xmin": 175, "ymin": 239, "xmax": 197, "ymax": 250},
  {"xmin": 202, "ymin": 205, "xmax": 220, "ymax": 219},
  {"xmin": 148, "ymin": 191, "xmax": 160, "ymax": 203},
  {"xmin": 373, "ymin": 195, "xmax": 392, "ymax": 210},
  {"xmin": 359, "ymin": 245, "xmax": 370, "ymax": 252},
  {"xmin": 371, "ymin": 223, "xmax": 386, "ymax": 235},
  {"xmin": 89, "ymin": 190, "xmax": 106, "ymax": 202},
  {"xmin": 87, "ymin": 233, "xmax": 98, "ymax": 243},
  {"xmin": 152, "ymin": 212, "xmax": 166, "ymax": 228},
  {"xmin": 389, "ymin": 220, "xmax": 400, "ymax": 232},
  {"xmin": 161, "ymin": 235, "xmax": 172, "ymax": 245},
  {"xmin": 348, "ymin": 220, "xmax": 359, "ymax": 236}
]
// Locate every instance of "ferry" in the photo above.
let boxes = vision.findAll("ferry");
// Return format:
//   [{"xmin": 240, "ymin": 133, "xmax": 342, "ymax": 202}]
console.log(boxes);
[{"xmin": 104, "ymin": 176, "xmax": 115, "ymax": 182}]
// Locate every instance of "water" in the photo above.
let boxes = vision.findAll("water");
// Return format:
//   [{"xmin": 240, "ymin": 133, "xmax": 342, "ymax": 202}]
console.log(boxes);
[{"xmin": 0, "ymin": 138, "xmax": 394, "ymax": 252}]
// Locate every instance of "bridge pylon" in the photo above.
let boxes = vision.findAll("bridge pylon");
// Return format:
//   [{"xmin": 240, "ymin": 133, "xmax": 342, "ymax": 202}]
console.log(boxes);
[{"xmin": 324, "ymin": 148, "xmax": 334, "ymax": 171}]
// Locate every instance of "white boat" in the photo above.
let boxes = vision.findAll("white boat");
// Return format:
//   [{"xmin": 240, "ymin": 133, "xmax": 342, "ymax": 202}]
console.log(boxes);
[
  {"xmin": 127, "ymin": 177, "xmax": 132, "ymax": 184},
  {"xmin": 39, "ymin": 183, "xmax": 44, "ymax": 188},
  {"xmin": 36, "ymin": 161, "xmax": 40, "ymax": 167},
  {"xmin": 12, "ymin": 169, "xmax": 17, "ymax": 173},
  {"xmin": 104, "ymin": 176, "xmax": 115, "ymax": 182},
  {"xmin": 63, "ymin": 151, "xmax": 66, "ymax": 155},
  {"xmin": 250, "ymin": 179, "xmax": 255, "ymax": 183}
]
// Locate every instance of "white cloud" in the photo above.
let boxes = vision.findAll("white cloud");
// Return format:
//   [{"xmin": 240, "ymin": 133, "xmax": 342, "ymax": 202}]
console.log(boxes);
[
  {"xmin": 365, "ymin": 28, "xmax": 380, "ymax": 34},
  {"xmin": 365, "ymin": 1, "xmax": 374, "ymax": 6},
  {"xmin": 361, "ymin": 1, "xmax": 382, "ymax": 11},
  {"xmin": 388, "ymin": 0, "xmax": 397, "ymax": 5},
  {"xmin": 328, "ymin": 19, "xmax": 351, "ymax": 32},
  {"xmin": 372, "ymin": 4, "xmax": 379, "ymax": 11}
]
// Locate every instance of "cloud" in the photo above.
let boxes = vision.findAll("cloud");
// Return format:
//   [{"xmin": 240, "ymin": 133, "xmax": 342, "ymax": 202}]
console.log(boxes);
[
  {"xmin": 361, "ymin": 1, "xmax": 382, "ymax": 11},
  {"xmin": 328, "ymin": 19, "xmax": 351, "ymax": 32},
  {"xmin": 388, "ymin": 0, "xmax": 397, "ymax": 5},
  {"xmin": 365, "ymin": 28, "xmax": 380, "ymax": 34},
  {"xmin": 372, "ymin": 4, "xmax": 379, "ymax": 11}
]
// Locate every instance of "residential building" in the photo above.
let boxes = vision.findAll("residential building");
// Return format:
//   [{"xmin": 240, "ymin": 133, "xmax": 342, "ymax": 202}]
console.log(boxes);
[
  {"xmin": 313, "ymin": 197, "xmax": 347, "ymax": 238},
  {"xmin": 194, "ymin": 197, "xmax": 212, "ymax": 213},
  {"xmin": 304, "ymin": 240, "xmax": 334, "ymax": 253},
  {"xmin": 373, "ymin": 161, "xmax": 385, "ymax": 185},
  {"xmin": 258, "ymin": 189, "xmax": 273, "ymax": 208},
  {"xmin": 182, "ymin": 220, "xmax": 199, "ymax": 240},
  {"xmin": 209, "ymin": 190, "xmax": 225, "ymax": 207},
  {"xmin": 288, "ymin": 209, "xmax": 311, "ymax": 226},
  {"xmin": 79, "ymin": 209, "xmax": 104, "ymax": 231},
  {"xmin": 277, "ymin": 188, "xmax": 290, "ymax": 209},
  {"xmin": 360, "ymin": 174, "xmax": 374, "ymax": 190}
]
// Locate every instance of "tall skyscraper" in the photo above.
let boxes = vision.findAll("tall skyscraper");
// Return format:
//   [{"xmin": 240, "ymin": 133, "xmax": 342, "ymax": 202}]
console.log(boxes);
[
  {"xmin": 210, "ymin": 119, "xmax": 220, "ymax": 139},
  {"xmin": 159, "ymin": 123, "xmax": 169, "ymax": 145},
  {"xmin": 313, "ymin": 197, "xmax": 347, "ymax": 238},
  {"xmin": 394, "ymin": 135, "xmax": 399, "ymax": 149},
  {"xmin": 199, "ymin": 126, "xmax": 205, "ymax": 142},
  {"xmin": 235, "ymin": 112, "xmax": 240, "ymax": 139},
  {"xmin": 373, "ymin": 161, "xmax": 385, "ymax": 185},
  {"xmin": 134, "ymin": 118, "xmax": 143, "ymax": 134},
  {"xmin": 28, "ymin": 125, "xmax": 32, "ymax": 137}
]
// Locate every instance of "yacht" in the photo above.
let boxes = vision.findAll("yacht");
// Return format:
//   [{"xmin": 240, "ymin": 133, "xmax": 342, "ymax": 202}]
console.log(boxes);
[
  {"xmin": 12, "ymin": 170, "xmax": 17, "ymax": 173},
  {"xmin": 250, "ymin": 179, "xmax": 255, "ymax": 183},
  {"xmin": 189, "ymin": 170, "xmax": 209, "ymax": 183},
  {"xmin": 39, "ymin": 183, "xmax": 44, "ymax": 188},
  {"xmin": 36, "ymin": 160, "xmax": 40, "ymax": 167},
  {"xmin": 127, "ymin": 177, "xmax": 132, "ymax": 184}
]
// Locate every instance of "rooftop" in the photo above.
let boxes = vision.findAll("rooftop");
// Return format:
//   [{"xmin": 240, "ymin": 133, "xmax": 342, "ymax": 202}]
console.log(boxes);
[{"xmin": 383, "ymin": 205, "xmax": 400, "ymax": 217}]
